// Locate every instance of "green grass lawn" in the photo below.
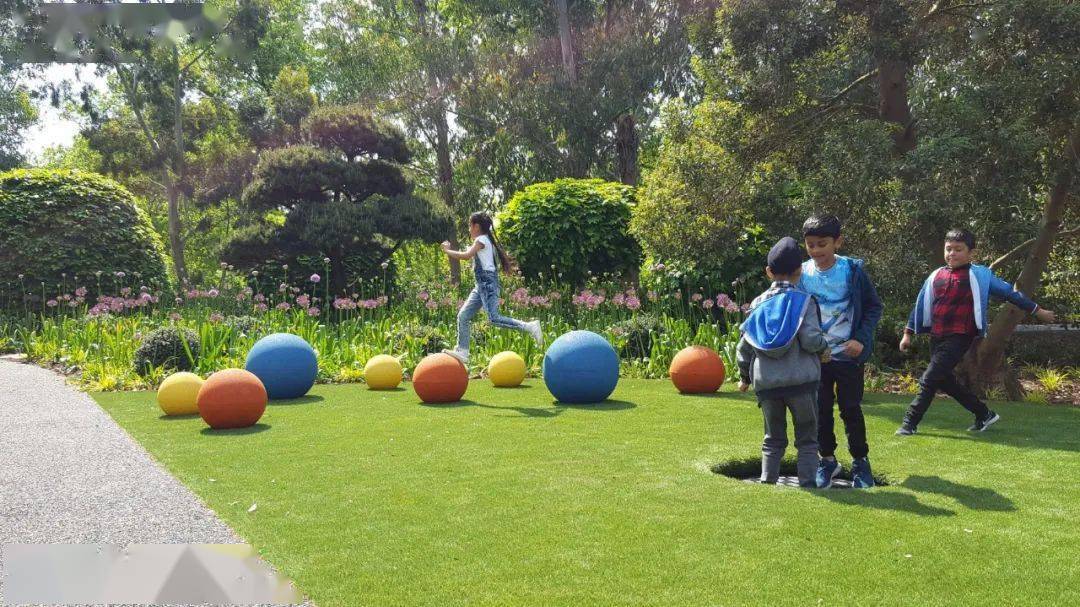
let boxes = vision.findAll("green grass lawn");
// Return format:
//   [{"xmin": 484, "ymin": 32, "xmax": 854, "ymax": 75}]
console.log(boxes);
[{"xmin": 93, "ymin": 380, "xmax": 1080, "ymax": 607}]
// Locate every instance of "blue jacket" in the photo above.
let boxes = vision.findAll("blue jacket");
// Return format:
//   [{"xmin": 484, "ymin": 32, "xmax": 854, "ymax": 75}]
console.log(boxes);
[
  {"xmin": 906, "ymin": 264, "xmax": 1039, "ymax": 337},
  {"xmin": 798, "ymin": 257, "xmax": 883, "ymax": 364},
  {"xmin": 737, "ymin": 282, "xmax": 829, "ymax": 398}
]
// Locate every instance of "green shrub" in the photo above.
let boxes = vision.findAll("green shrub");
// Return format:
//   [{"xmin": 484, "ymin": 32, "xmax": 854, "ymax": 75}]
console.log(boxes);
[
  {"xmin": 0, "ymin": 169, "xmax": 170, "ymax": 306},
  {"xmin": 498, "ymin": 178, "xmax": 642, "ymax": 285},
  {"xmin": 393, "ymin": 323, "xmax": 448, "ymax": 356},
  {"xmin": 631, "ymin": 100, "xmax": 796, "ymax": 285},
  {"xmin": 134, "ymin": 327, "xmax": 201, "ymax": 375},
  {"xmin": 225, "ymin": 315, "xmax": 261, "ymax": 336},
  {"xmin": 612, "ymin": 314, "xmax": 664, "ymax": 359}
]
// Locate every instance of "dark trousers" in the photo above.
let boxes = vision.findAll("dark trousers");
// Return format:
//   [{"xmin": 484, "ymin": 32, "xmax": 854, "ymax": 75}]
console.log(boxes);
[
  {"xmin": 903, "ymin": 334, "xmax": 990, "ymax": 427},
  {"xmin": 817, "ymin": 361, "xmax": 869, "ymax": 459}
]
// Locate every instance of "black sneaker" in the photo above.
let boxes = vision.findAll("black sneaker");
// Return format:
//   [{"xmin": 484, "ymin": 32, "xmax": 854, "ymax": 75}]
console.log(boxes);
[
  {"xmin": 895, "ymin": 423, "xmax": 917, "ymax": 436},
  {"xmin": 968, "ymin": 411, "xmax": 1000, "ymax": 432}
]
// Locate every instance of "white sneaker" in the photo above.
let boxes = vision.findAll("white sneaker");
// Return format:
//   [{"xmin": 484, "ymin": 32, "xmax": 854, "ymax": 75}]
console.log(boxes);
[
  {"xmin": 441, "ymin": 347, "xmax": 469, "ymax": 365},
  {"xmin": 526, "ymin": 320, "xmax": 543, "ymax": 347}
]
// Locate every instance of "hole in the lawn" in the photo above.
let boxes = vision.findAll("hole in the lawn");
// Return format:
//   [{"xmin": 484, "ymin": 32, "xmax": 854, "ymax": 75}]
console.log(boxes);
[{"xmin": 710, "ymin": 457, "xmax": 890, "ymax": 488}]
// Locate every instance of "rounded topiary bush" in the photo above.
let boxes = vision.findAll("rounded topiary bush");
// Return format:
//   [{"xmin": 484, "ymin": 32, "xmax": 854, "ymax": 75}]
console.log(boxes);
[
  {"xmin": 498, "ymin": 178, "xmax": 642, "ymax": 285},
  {"xmin": 134, "ymin": 327, "xmax": 201, "ymax": 375},
  {"xmin": 0, "ymin": 169, "xmax": 170, "ymax": 305}
]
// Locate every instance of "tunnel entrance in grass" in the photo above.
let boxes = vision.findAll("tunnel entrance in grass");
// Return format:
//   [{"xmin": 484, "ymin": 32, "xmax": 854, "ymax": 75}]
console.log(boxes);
[{"xmin": 710, "ymin": 457, "xmax": 890, "ymax": 489}]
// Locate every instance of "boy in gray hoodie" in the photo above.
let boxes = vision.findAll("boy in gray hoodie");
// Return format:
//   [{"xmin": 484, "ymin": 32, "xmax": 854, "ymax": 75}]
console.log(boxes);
[{"xmin": 737, "ymin": 237, "xmax": 830, "ymax": 487}]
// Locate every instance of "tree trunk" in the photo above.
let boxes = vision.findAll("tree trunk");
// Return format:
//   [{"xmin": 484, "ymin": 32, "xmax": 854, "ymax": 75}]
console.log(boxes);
[
  {"xmin": 877, "ymin": 60, "xmax": 916, "ymax": 153},
  {"xmin": 166, "ymin": 180, "xmax": 187, "ymax": 286},
  {"xmin": 554, "ymin": 0, "xmax": 577, "ymax": 84},
  {"xmin": 170, "ymin": 45, "xmax": 189, "ymax": 285},
  {"xmin": 864, "ymin": 0, "xmax": 916, "ymax": 154},
  {"xmin": 961, "ymin": 158, "xmax": 1075, "ymax": 398},
  {"xmin": 879, "ymin": 53, "xmax": 934, "ymax": 267},
  {"xmin": 433, "ymin": 104, "xmax": 461, "ymax": 285},
  {"xmin": 415, "ymin": 0, "xmax": 461, "ymax": 285},
  {"xmin": 615, "ymin": 113, "xmax": 639, "ymax": 186}
]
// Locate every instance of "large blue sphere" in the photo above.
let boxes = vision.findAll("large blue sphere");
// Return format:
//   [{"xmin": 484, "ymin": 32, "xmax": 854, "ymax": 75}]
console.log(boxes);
[
  {"xmin": 244, "ymin": 333, "xmax": 318, "ymax": 400},
  {"xmin": 542, "ymin": 330, "xmax": 619, "ymax": 404}
]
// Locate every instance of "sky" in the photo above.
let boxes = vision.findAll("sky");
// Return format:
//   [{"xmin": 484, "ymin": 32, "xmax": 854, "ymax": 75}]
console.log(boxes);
[
  {"xmin": 19, "ymin": 63, "xmax": 109, "ymax": 164},
  {"xmin": 16, "ymin": 0, "xmax": 327, "ymax": 165}
]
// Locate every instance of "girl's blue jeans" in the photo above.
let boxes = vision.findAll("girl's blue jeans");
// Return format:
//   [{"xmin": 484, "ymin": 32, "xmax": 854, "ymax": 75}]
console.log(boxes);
[{"xmin": 457, "ymin": 269, "xmax": 527, "ymax": 351}]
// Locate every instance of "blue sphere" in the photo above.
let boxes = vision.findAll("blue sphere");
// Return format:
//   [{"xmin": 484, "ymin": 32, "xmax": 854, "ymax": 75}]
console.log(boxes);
[
  {"xmin": 244, "ymin": 333, "xmax": 318, "ymax": 400},
  {"xmin": 542, "ymin": 330, "xmax": 619, "ymax": 404}
]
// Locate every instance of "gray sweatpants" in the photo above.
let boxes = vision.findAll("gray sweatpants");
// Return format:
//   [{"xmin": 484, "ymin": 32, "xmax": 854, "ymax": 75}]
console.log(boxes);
[{"xmin": 760, "ymin": 392, "xmax": 819, "ymax": 486}]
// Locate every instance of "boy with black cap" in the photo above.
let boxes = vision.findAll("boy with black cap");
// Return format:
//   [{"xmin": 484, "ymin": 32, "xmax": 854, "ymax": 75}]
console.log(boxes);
[{"xmin": 737, "ymin": 237, "xmax": 830, "ymax": 487}]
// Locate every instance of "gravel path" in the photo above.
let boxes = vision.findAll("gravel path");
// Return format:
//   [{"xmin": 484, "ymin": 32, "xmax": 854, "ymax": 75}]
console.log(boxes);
[{"xmin": 0, "ymin": 359, "xmax": 311, "ymax": 606}]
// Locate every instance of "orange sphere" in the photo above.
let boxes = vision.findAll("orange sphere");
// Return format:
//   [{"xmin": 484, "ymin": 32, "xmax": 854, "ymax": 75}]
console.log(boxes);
[
  {"xmin": 412, "ymin": 353, "xmax": 468, "ymax": 403},
  {"xmin": 197, "ymin": 368, "xmax": 268, "ymax": 429},
  {"xmin": 669, "ymin": 346, "xmax": 725, "ymax": 394}
]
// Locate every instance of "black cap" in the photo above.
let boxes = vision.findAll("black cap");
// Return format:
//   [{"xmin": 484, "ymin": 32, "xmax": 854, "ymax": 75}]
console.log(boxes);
[{"xmin": 767, "ymin": 237, "xmax": 802, "ymax": 275}]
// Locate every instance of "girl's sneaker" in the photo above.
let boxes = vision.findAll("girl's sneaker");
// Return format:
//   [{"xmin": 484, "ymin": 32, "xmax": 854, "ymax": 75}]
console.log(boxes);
[
  {"xmin": 526, "ymin": 320, "xmax": 544, "ymax": 347},
  {"xmin": 441, "ymin": 347, "xmax": 469, "ymax": 365},
  {"xmin": 851, "ymin": 457, "xmax": 875, "ymax": 489},
  {"xmin": 816, "ymin": 459, "xmax": 842, "ymax": 488}
]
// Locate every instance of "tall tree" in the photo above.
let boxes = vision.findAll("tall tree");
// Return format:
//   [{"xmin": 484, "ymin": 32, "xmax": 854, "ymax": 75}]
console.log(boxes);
[
  {"xmin": 638, "ymin": 0, "xmax": 1078, "ymax": 396},
  {"xmin": 317, "ymin": 0, "xmax": 474, "ymax": 283},
  {"xmin": 223, "ymin": 104, "xmax": 452, "ymax": 293},
  {"xmin": 944, "ymin": 0, "xmax": 1079, "ymax": 396},
  {"xmin": 0, "ymin": 0, "xmax": 40, "ymax": 169},
  {"xmin": 456, "ymin": 0, "xmax": 698, "ymax": 198},
  {"xmin": 89, "ymin": 0, "xmax": 271, "ymax": 284}
]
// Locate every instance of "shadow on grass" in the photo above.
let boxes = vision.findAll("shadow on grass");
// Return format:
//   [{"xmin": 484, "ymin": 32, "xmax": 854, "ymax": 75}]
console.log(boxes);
[
  {"xmin": 863, "ymin": 403, "xmax": 1080, "ymax": 453},
  {"xmin": 677, "ymin": 391, "xmax": 756, "ymax": 403},
  {"xmin": 711, "ymin": 457, "xmax": 892, "ymax": 486},
  {"xmin": 419, "ymin": 398, "xmax": 476, "ymax": 407},
  {"xmin": 916, "ymin": 430, "xmax": 1080, "ymax": 453},
  {"xmin": 901, "ymin": 475, "xmax": 1015, "ymax": 512},
  {"xmin": 419, "ymin": 398, "xmax": 563, "ymax": 418},
  {"xmin": 675, "ymin": 391, "xmax": 728, "ymax": 399},
  {"xmin": 710, "ymin": 457, "xmax": 1019, "ymax": 516},
  {"xmin": 199, "ymin": 423, "xmax": 271, "ymax": 436},
  {"xmin": 269, "ymin": 395, "xmax": 325, "ymax": 406},
  {"xmin": 157, "ymin": 413, "xmax": 201, "ymax": 421},
  {"xmin": 553, "ymin": 399, "xmax": 637, "ymax": 411},
  {"xmin": 366, "ymin": 387, "xmax": 408, "ymax": 392},
  {"xmin": 711, "ymin": 457, "xmax": 954, "ymax": 517},
  {"xmin": 475, "ymin": 402, "xmax": 563, "ymax": 418},
  {"xmin": 814, "ymin": 488, "xmax": 955, "ymax": 517}
]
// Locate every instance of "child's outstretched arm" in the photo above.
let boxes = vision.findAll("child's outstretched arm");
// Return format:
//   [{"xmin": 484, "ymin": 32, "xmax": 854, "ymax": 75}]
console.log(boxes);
[
  {"xmin": 441, "ymin": 240, "xmax": 483, "ymax": 261},
  {"xmin": 988, "ymin": 273, "xmax": 1056, "ymax": 322}
]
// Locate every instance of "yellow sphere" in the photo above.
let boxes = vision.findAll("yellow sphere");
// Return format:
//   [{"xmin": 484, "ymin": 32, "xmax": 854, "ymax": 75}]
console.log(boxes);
[
  {"xmin": 157, "ymin": 372, "xmax": 204, "ymax": 416},
  {"xmin": 488, "ymin": 351, "xmax": 526, "ymax": 387},
  {"xmin": 364, "ymin": 355, "xmax": 403, "ymax": 390}
]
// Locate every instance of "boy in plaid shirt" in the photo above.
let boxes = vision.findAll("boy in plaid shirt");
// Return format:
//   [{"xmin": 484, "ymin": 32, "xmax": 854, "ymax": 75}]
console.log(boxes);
[{"xmin": 897, "ymin": 228, "xmax": 1056, "ymax": 434}]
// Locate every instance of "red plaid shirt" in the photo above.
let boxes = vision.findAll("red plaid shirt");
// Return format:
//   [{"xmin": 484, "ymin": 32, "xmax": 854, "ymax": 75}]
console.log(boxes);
[{"xmin": 930, "ymin": 265, "xmax": 978, "ymax": 337}]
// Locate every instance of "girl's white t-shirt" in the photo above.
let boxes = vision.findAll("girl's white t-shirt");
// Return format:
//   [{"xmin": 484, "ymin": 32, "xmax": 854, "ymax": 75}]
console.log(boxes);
[{"xmin": 475, "ymin": 235, "xmax": 496, "ymax": 271}]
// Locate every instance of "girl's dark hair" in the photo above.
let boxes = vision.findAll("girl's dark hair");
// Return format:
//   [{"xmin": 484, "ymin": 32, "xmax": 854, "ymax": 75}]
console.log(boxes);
[
  {"xmin": 945, "ymin": 227, "xmax": 977, "ymax": 250},
  {"xmin": 470, "ymin": 212, "xmax": 512, "ymax": 274}
]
